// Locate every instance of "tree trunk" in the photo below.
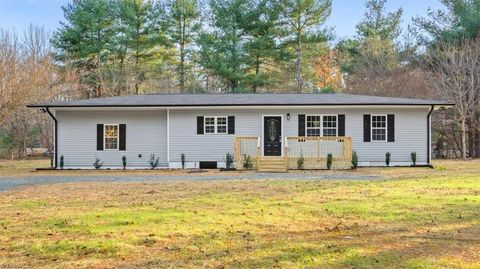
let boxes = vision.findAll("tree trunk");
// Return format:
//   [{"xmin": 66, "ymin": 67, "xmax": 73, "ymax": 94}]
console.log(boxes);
[
  {"xmin": 461, "ymin": 118, "xmax": 467, "ymax": 160},
  {"xmin": 179, "ymin": 17, "xmax": 186, "ymax": 93},
  {"xmin": 295, "ymin": 31, "xmax": 302, "ymax": 94}
]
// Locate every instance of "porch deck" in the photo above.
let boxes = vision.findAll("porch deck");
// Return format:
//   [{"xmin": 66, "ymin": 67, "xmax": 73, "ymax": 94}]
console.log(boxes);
[{"xmin": 234, "ymin": 136, "xmax": 353, "ymax": 172}]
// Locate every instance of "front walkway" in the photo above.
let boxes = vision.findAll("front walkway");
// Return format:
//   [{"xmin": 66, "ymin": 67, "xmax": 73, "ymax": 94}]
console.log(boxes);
[{"xmin": 0, "ymin": 172, "xmax": 383, "ymax": 192}]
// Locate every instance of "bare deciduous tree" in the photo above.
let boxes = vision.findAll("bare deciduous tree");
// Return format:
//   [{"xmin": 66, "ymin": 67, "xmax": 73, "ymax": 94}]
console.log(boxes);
[
  {"xmin": 423, "ymin": 39, "xmax": 480, "ymax": 160},
  {"xmin": 0, "ymin": 25, "xmax": 59, "ymax": 126}
]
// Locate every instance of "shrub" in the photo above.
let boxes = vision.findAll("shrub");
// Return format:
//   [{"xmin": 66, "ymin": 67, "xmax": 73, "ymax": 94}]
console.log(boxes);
[
  {"xmin": 297, "ymin": 151, "xmax": 305, "ymax": 170},
  {"xmin": 122, "ymin": 156, "xmax": 127, "ymax": 170},
  {"xmin": 386, "ymin": 152, "xmax": 391, "ymax": 167},
  {"xmin": 326, "ymin": 154, "xmax": 333, "ymax": 170},
  {"xmin": 59, "ymin": 155, "xmax": 64, "ymax": 170},
  {"xmin": 225, "ymin": 153, "xmax": 234, "ymax": 170},
  {"xmin": 93, "ymin": 157, "xmax": 104, "ymax": 169},
  {"xmin": 148, "ymin": 154, "xmax": 160, "ymax": 169},
  {"xmin": 351, "ymin": 150, "xmax": 358, "ymax": 169},
  {"xmin": 411, "ymin": 152, "xmax": 417, "ymax": 166},
  {"xmin": 181, "ymin": 153, "xmax": 186, "ymax": 169},
  {"xmin": 242, "ymin": 154, "xmax": 254, "ymax": 170}
]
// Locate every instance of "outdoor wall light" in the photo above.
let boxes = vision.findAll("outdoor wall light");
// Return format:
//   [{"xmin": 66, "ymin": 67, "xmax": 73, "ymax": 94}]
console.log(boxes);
[{"xmin": 287, "ymin": 113, "xmax": 291, "ymax": 120}]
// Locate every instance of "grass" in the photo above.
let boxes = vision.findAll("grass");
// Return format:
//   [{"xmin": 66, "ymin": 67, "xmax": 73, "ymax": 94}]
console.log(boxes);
[{"xmin": 0, "ymin": 160, "xmax": 479, "ymax": 268}]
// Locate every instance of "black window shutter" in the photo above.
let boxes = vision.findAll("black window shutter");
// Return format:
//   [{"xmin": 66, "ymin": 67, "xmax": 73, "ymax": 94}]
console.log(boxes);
[
  {"xmin": 298, "ymin": 114, "xmax": 306, "ymax": 136},
  {"xmin": 338, "ymin": 114, "xmax": 345, "ymax": 136},
  {"xmin": 97, "ymin": 124, "xmax": 104, "ymax": 150},
  {"xmin": 119, "ymin": 124, "xmax": 126, "ymax": 150},
  {"xmin": 387, "ymin": 114, "xmax": 395, "ymax": 142},
  {"xmin": 228, "ymin": 116, "xmax": 235, "ymax": 134},
  {"xmin": 197, "ymin": 116, "xmax": 204, "ymax": 134},
  {"xmin": 363, "ymin": 115, "xmax": 371, "ymax": 142}
]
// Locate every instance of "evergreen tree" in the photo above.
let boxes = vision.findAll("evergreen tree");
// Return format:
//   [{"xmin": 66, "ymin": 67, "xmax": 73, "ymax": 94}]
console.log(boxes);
[
  {"xmin": 165, "ymin": 0, "xmax": 201, "ymax": 92},
  {"xmin": 279, "ymin": 0, "xmax": 332, "ymax": 93},
  {"xmin": 117, "ymin": 0, "xmax": 163, "ymax": 94},
  {"xmin": 52, "ymin": 0, "xmax": 116, "ymax": 97},
  {"xmin": 356, "ymin": 0, "xmax": 403, "ymax": 41},
  {"xmin": 414, "ymin": 0, "xmax": 480, "ymax": 45}
]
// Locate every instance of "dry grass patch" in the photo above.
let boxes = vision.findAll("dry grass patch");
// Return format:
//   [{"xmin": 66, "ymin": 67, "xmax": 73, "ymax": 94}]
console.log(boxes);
[
  {"xmin": 0, "ymin": 159, "xmax": 480, "ymax": 268},
  {"xmin": 0, "ymin": 161, "xmax": 480, "ymax": 268}
]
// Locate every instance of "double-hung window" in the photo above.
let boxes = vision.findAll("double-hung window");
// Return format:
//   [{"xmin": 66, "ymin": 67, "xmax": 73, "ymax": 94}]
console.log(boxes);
[
  {"xmin": 306, "ymin": 115, "xmax": 338, "ymax": 136},
  {"xmin": 322, "ymin": 115, "xmax": 337, "ymax": 136},
  {"xmin": 204, "ymin": 116, "xmax": 228, "ymax": 134},
  {"xmin": 306, "ymin": 115, "xmax": 321, "ymax": 136},
  {"xmin": 104, "ymin": 124, "xmax": 119, "ymax": 150},
  {"xmin": 371, "ymin": 115, "xmax": 387, "ymax": 141}
]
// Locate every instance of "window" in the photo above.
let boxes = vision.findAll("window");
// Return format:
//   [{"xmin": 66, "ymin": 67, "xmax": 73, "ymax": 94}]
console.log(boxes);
[
  {"xmin": 205, "ymin": 117, "xmax": 215, "ymax": 134},
  {"xmin": 306, "ymin": 115, "xmax": 338, "ymax": 136},
  {"xmin": 306, "ymin": 115, "xmax": 321, "ymax": 136},
  {"xmin": 371, "ymin": 115, "xmax": 387, "ymax": 141},
  {"xmin": 323, "ymin": 115, "xmax": 337, "ymax": 136},
  {"xmin": 104, "ymin": 124, "xmax": 119, "ymax": 150},
  {"xmin": 204, "ymin": 116, "xmax": 228, "ymax": 134},
  {"xmin": 216, "ymin": 117, "xmax": 227, "ymax": 134}
]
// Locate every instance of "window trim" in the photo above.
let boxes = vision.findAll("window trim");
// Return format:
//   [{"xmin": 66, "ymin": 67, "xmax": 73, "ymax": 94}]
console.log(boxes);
[
  {"xmin": 371, "ymin": 114, "xmax": 387, "ymax": 142},
  {"xmin": 104, "ymin": 124, "xmax": 119, "ymax": 150},
  {"xmin": 204, "ymin": 116, "xmax": 229, "ymax": 135},
  {"xmin": 305, "ymin": 114, "xmax": 338, "ymax": 137}
]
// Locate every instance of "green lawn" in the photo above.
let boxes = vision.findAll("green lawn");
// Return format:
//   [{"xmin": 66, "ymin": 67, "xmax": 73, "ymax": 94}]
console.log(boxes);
[{"xmin": 0, "ymin": 160, "xmax": 479, "ymax": 268}]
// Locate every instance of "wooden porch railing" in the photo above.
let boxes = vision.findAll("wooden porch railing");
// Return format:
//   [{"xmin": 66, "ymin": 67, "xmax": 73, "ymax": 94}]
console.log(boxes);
[
  {"xmin": 234, "ymin": 136, "xmax": 352, "ymax": 170},
  {"xmin": 286, "ymin": 136, "xmax": 352, "ymax": 169},
  {"xmin": 234, "ymin": 136, "xmax": 260, "ymax": 170}
]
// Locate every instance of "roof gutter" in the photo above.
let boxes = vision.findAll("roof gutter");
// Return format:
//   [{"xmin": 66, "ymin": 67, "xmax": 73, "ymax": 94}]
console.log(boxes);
[{"xmin": 41, "ymin": 107, "xmax": 57, "ymax": 169}]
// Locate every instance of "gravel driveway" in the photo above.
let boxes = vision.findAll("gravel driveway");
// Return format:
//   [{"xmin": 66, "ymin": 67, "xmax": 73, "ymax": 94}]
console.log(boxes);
[{"xmin": 0, "ymin": 173, "xmax": 384, "ymax": 192}]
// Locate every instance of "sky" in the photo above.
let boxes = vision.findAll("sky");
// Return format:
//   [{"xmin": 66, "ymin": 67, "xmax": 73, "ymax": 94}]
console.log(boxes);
[{"xmin": 0, "ymin": 0, "xmax": 445, "ymax": 39}]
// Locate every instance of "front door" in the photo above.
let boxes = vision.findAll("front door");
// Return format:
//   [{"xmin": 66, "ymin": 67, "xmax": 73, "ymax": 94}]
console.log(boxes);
[{"xmin": 263, "ymin": 116, "xmax": 282, "ymax": 156}]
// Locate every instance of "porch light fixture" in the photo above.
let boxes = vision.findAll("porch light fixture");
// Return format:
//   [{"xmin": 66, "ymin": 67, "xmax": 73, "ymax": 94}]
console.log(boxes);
[{"xmin": 287, "ymin": 113, "xmax": 291, "ymax": 120}]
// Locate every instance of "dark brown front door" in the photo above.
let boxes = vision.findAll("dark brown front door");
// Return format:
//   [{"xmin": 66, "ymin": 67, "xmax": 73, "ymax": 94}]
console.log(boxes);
[{"xmin": 264, "ymin": 116, "xmax": 282, "ymax": 156}]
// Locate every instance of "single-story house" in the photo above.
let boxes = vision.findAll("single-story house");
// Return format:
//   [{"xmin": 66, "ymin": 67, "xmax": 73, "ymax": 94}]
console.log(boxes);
[{"xmin": 28, "ymin": 93, "xmax": 452, "ymax": 170}]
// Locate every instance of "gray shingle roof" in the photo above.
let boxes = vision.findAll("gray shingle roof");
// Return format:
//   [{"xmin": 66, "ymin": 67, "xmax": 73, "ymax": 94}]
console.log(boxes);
[{"xmin": 28, "ymin": 93, "xmax": 453, "ymax": 108}]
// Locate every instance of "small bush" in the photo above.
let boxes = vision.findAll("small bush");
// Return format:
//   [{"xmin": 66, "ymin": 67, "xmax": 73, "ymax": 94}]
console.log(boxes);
[
  {"xmin": 386, "ymin": 152, "xmax": 391, "ymax": 167},
  {"xmin": 225, "ymin": 153, "xmax": 234, "ymax": 170},
  {"xmin": 242, "ymin": 154, "xmax": 254, "ymax": 170},
  {"xmin": 297, "ymin": 151, "xmax": 305, "ymax": 170},
  {"xmin": 148, "ymin": 154, "xmax": 159, "ymax": 169},
  {"xmin": 326, "ymin": 154, "xmax": 333, "ymax": 170},
  {"xmin": 411, "ymin": 152, "xmax": 417, "ymax": 166},
  {"xmin": 181, "ymin": 153, "xmax": 186, "ymax": 169},
  {"xmin": 122, "ymin": 156, "xmax": 127, "ymax": 170},
  {"xmin": 351, "ymin": 150, "xmax": 358, "ymax": 169},
  {"xmin": 59, "ymin": 155, "xmax": 64, "ymax": 170},
  {"xmin": 93, "ymin": 157, "xmax": 104, "ymax": 169}
]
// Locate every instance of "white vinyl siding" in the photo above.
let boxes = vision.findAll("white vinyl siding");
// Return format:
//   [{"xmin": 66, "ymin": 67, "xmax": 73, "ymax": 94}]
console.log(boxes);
[
  {"xmin": 56, "ymin": 110, "xmax": 167, "ymax": 168},
  {"xmin": 54, "ymin": 106, "xmax": 430, "ymax": 168},
  {"xmin": 170, "ymin": 107, "xmax": 430, "ymax": 165}
]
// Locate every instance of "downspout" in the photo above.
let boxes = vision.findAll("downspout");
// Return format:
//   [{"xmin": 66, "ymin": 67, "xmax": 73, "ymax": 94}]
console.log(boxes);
[
  {"xmin": 42, "ymin": 107, "xmax": 57, "ymax": 169},
  {"xmin": 427, "ymin": 105, "xmax": 434, "ymax": 167}
]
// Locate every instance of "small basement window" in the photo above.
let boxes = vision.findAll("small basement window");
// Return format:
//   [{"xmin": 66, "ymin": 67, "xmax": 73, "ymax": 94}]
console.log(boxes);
[
  {"xmin": 104, "ymin": 124, "xmax": 119, "ymax": 150},
  {"xmin": 200, "ymin": 161, "xmax": 218, "ymax": 169},
  {"xmin": 371, "ymin": 115, "xmax": 387, "ymax": 141}
]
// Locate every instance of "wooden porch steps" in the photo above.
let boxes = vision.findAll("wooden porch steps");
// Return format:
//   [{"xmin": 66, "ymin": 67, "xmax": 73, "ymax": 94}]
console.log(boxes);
[{"xmin": 258, "ymin": 157, "xmax": 288, "ymax": 172}]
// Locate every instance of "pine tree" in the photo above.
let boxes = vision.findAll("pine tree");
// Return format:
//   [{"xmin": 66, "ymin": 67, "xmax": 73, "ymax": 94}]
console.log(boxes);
[
  {"xmin": 52, "ymin": 0, "xmax": 116, "ymax": 97},
  {"xmin": 117, "ymin": 0, "xmax": 163, "ymax": 94},
  {"xmin": 279, "ymin": 0, "xmax": 332, "ymax": 93}
]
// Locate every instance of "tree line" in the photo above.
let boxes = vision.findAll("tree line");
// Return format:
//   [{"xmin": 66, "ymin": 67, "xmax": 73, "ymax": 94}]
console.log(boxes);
[{"xmin": 1, "ymin": 0, "xmax": 480, "ymax": 160}]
